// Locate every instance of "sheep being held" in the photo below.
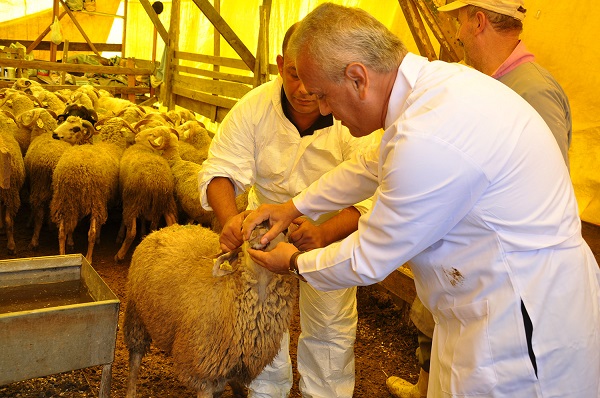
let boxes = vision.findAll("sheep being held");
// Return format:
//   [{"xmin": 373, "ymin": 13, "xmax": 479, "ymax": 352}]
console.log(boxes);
[{"xmin": 124, "ymin": 223, "xmax": 298, "ymax": 398}]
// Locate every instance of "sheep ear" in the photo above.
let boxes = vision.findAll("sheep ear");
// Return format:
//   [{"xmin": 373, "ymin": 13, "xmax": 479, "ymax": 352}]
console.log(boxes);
[{"xmin": 212, "ymin": 248, "xmax": 242, "ymax": 277}]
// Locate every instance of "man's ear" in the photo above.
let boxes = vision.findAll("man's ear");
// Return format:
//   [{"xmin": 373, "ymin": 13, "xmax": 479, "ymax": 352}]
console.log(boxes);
[
  {"xmin": 345, "ymin": 62, "xmax": 368, "ymax": 100},
  {"xmin": 474, "ymin": 11, "xmax": 487, "ymax": 34},
  {"xmin": 276, "ymin": 55, "xmax": 284, "ymax": 76}
]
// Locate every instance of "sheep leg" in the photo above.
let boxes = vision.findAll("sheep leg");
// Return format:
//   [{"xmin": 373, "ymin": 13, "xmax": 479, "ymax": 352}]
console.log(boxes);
[
  {"xmin": 86, "ymin": 217, "xmax": 97, "ymax": 264},
  {"xmin": 4, "ymin": 210, "xmax": 15, "ymax": 254},
  {"xmin": 125, "ymin": 351, "xmax": 143, "ymax": 398},
  {"xmin": 58, "ymin": 220, "xmax": 66, "ymax": 255},
  {"xmin": 164, "ymin": 212, "xmax": 177, "ymax": 227},
  {"xmin": 116, "ymin": 220, "xmax": 125, "ymax": 244},
  {"xmin": 0, "ymin": 204, "xmax": 5, "ymax": 233},
  {"xmin": 28, "ymin": 206, "xmax": 45, "ymax": 250},
  {"xmin": 115, "ymin": 218, "xmax": 137, "ymax": 262}
]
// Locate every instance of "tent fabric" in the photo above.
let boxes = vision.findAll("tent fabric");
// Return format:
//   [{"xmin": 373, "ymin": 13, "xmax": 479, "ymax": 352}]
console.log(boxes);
[{"xmin": 1, "ymin": 0, "xmax": 599, "ymax": 223}]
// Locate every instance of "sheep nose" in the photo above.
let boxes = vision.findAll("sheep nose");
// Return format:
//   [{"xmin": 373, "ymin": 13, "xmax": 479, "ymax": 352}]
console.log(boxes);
[{"xmin": 52, "ymin": 133, "xmax": 60, "ymax": 140}]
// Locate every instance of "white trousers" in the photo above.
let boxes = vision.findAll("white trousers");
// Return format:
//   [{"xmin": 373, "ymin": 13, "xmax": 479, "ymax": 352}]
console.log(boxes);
[{"xmin": 248, "ymin": 282, "xmax": 358, "ymax": 398}]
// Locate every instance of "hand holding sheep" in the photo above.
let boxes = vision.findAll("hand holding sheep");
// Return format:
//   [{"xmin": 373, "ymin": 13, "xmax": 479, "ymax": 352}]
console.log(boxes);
[{"xmin": 243, "ymin": 200, "xmax": 304, "ymax": 274}]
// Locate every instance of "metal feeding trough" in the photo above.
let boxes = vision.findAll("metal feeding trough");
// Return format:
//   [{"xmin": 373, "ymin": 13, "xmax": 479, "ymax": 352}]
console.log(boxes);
[{"xmin": 0, "ymin": 254, "xmax": 120, "ymax": 397}]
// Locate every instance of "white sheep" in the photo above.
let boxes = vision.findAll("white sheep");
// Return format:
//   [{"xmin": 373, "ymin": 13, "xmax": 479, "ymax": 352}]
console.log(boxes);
[
  {"xmin": 19, "ymin": 108, "xmax": 64, "ymax": 250},
  {"xmin": 124, "ymin": 222, "xmax": 298, "ymax": 398},
  {"xmin": 50, "ymin": 116, "xmax": 134, "ymax": 263},
  {"xmin": 159, "ymin": 130, "xmax": 215, "ymax": 227},
  {"xmin": 52, "ymin": 115, "xmax": 95, "ymax": 145},
  {"xmin": 0, "ymin": 110, "xmax": 26, "ymax": 254},
  {"xmin": 12, "ymin": 78, "xmax": 66, "ymax": 114},
  {"xmin": 176, "ymin": 120, "xmax": 212, "ymax": 165},
  {"xmin": 114, "ymin": 126, "xmax": 178, "ymax": 262}
]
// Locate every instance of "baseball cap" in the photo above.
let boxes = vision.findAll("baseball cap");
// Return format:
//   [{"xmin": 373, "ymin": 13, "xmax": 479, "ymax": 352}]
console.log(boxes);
[{"xmin": 437, "ymin": 0, "xmax": 527, "ymax": 21}]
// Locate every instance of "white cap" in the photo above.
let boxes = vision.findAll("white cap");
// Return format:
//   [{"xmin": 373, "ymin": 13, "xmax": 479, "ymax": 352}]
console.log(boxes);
[{"xmin": 438, "ymin": 0, "xmax": 526, "ymax": 21}]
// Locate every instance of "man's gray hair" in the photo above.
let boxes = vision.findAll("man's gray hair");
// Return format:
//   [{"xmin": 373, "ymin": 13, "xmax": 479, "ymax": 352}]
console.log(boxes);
[{"xmin": 288, "ymin": 3, "xmax": 407, "ymax": 83}]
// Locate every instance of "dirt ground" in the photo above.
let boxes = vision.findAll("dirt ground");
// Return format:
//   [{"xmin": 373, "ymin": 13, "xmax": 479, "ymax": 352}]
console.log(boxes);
[
  {"xmin": 0, "ymin": 204, "xmax": 422, "ymax": 398},
  {"xmin": 1, "ymin": 205, "xmax": 599, "ymax": 398}
]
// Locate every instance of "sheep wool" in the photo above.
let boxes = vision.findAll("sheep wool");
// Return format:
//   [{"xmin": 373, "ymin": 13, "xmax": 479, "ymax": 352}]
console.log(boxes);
[{"xmin": 124, "ymin": 224, "xmax": 298, "ymax": 398}]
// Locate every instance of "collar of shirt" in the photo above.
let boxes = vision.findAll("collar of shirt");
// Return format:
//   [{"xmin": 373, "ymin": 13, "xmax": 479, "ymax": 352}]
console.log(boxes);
[
  {"xmin": 280, "ymin": 86, "xmax": 333, "ymax": 137},
  {"xmin": 492, "ymin": 41, "xmax": 536, "ymax": 79},
  {"xmin": 384, "ymin": 52, "xmax": 423, "ymax": 130}
]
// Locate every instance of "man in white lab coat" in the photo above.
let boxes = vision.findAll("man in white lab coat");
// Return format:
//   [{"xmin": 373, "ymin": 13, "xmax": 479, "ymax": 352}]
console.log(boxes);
[{"xmin": 243, "ymin": 3, "xmax": 600, "ymax": 397}]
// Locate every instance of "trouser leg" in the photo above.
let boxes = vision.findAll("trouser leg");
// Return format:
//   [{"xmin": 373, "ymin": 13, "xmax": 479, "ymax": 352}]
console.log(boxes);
[
  {"xmin": 247, "ymin": 331, "xmax": 293, "ymax": 398},
  {"xmin": 297, "ymin": 282, "xmax": 357, "ymax": 398}
]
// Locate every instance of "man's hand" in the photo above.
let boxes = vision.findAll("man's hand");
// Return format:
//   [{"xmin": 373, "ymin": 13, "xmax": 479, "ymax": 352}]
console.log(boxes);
[
  {"xmin": 219, "ymin": 210, "xmax": 252, "ymax": 252},
  {"xmin": 242, "ymin": 200, "xmax": 303, "ymax": 245},
  {"xmin": 288, "ymin": 218, "xmax": 325, "ymax": 251},
  {"xmin": 247, "ymin": 241, "xmax": 298, "ymax": 274}
]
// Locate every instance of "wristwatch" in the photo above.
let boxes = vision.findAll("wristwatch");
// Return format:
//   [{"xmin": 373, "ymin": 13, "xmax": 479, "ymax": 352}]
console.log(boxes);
[{"xmin": 289, "ymin": 251, "xmax": 307, "ymax": 282}]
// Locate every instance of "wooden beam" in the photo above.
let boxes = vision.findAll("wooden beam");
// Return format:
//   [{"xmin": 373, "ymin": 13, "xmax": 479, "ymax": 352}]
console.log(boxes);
[
  {"xmin": 175, "ymin": 74, "xmax": 252, "ymax": 99},
  {"xmin": 398, "ymin": 0, "xmax": 438, "ymax": 60},
  {"xmin": 0, "ymin": 81, "xmax": 150, "ymax": 95},
  {"xmin": 58, "ymin": 0, "xmax": 101, "ymax": 57},
  {"xmin": 4, "ymin": 41, "xmax": 122, "ymax": 53},
  {"xmin": 138, "ymin": 0, "xmax": 169, "ymax": 44},
  {"xmin": 411, "ymin": 0, "xmax": 463, "ymax": 62},
  {"xmin": 164, "ymin": 0, "xmax": 181, "ymax": 110},
  {"xmin": 176, "ymin": 65, "xmax": 255, "ymax": 85},
  {"xmin": 377, "ymin": 266, "xmax": 417, "ymax": 305},
  {"xmin": 190, "ymin": 0, "xmax": 256, "ymax": 72},
  {"xmin": 0, "ymin": 58, "xmax": 152, "ymax": 76}
]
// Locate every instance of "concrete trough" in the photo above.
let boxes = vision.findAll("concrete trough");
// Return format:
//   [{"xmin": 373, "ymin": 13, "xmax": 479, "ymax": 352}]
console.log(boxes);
[{"xmin": 0, "ymin": 254, "xmax": 120, "ymax": 397}]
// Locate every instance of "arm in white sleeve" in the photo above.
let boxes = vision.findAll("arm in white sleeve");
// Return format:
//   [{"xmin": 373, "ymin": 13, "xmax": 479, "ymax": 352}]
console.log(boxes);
[
  {"xmin": 293, "ymin": 140, "xmax": 380, "ymax": 220},
  {"xmin": 296, "ymin": 132, "xmax": 489, "ymax": 291},
  {"xmin": 198, "ymin": 108, "xmax": 256, "ymax": 211}
]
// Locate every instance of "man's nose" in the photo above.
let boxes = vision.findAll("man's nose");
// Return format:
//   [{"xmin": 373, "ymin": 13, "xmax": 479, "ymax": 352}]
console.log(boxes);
[{"xmin": 318, "ymin": 100, "xmax": 332, "ymax": 116}]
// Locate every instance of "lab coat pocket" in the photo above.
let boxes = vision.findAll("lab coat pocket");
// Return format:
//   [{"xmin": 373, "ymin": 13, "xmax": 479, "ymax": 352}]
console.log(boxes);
[{"xmin": 437, "ymin": 300, "xmax": 497, "ymax": 396}]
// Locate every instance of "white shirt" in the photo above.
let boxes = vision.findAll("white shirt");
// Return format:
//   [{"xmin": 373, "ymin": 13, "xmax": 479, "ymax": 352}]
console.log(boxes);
[
  {"xmin": 198, "ymin": 76, "xmax": 375, "ymax": 217},
  {"xmin": 293, "ymin": 53, "xmax": 600, "ymax": 397}
]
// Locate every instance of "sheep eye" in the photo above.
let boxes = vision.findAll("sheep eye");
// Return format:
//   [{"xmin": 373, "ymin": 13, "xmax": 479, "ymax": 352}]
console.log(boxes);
[{"xmin": 73, "ymin": 127, "xmax": 81, "ymax": 133}]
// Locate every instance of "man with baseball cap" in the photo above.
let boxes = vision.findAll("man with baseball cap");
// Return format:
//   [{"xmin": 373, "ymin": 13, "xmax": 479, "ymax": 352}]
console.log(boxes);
[{"xmin": 386, "ymin": 1, "xmax": 572, "ymax": 397}]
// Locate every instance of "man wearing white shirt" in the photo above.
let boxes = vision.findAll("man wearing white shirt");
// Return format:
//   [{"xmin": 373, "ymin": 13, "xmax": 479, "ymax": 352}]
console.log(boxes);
[{"xmin": 243, "ymin": 4, "xmax": 600, "ymax": 397}]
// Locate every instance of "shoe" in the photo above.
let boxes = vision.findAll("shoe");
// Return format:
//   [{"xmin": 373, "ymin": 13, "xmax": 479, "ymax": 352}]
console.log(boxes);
[{"xmin": 386, "ymin": 369, "xmax": 428, "ymax": 398}]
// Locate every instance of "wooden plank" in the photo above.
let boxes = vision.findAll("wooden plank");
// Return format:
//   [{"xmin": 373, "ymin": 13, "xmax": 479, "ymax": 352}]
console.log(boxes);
[
  {"xmin": 175, "ymin": 74, "xmax": 251, "ymax": 99},
  {"xmin": 176, "ymin": 65, "xmax": 255, "ymax": 85},
  {"xmin": 175, "ymin": 95, "xmax": 218, "ymax": 122},
  {"xmin": 0, "ymin": 81, "xmax": 150, "ymax": 95},
  {"xmin": 139, "ymin": 0, "xmax": 169, "ymax": 44},
  {"xmin": 412, "ymin": 0, "xmax": 463, "ymax": 62},
  {"xmin": 398, "ymin": 0, "xmax": 438, "ymax": 61},
  {"xmin": 1, "ymin": 41, "xmax": 122, "ymax": 53},
  {"xmin": 190, "ymin": 0, "xmax": 256, "ymax": 72},
  {"xmin": 176, "ymin": 51, "xmax": 279, "ymax": 76},
  {"xmin": 176, "ymin": 51, "xmax": 250, "ymax": 71},
  {"xmin": 0, "ymin": 58, "xmax": 152, "ymax": 76},
  {"xmin": 376, "ymin": 266, "xmax": 416, "ymax": 305},
  {"xmin": 172, "ymin": 84, "xmax": 237, "ymax": 109}
]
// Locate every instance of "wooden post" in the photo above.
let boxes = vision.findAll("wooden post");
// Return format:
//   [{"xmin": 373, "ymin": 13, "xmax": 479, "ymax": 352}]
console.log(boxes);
[
  {"xmin": 60, "ymin": 40, "xmax": 69, "ymax": 85},
  {"xmin": 397, "ymin": 0, "xmax": 437, "ymax": 61},
  {"xmin": 50, "ymin": 0, "xmax": 60, "ymax": 62},
  {"xmin": 164, "ymin": 0, "xmax": 181, "ymax": 110},
  {"xmin": 122, "ymin": 0, "xmax": 128, "ymax": 57},
  {"xmin": 127, "ymin": 58, "xmax": 136, "ymax": 102}
]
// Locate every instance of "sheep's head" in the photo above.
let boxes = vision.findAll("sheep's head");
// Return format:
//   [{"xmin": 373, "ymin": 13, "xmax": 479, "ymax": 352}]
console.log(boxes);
[
  {"xmin": 135, "ymin": 126, "xmax": 178, "ymax": 151},
  {"xmin": 52, "ymin": 116, "xmax": 95, "ymax": 145},
  {"xmin": 212, "ymin": 221, "xmax": 284, "ymax": 277}
]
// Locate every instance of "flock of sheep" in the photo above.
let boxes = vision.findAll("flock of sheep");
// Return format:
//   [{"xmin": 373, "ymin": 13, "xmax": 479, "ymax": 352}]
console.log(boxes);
[
  {"xmin": 0, "ymin": 78, "xmax": 298, "ymax": 397},
  {"xmin": 0, "ymin": 77, "xmax": 224, "ymax": 262}
]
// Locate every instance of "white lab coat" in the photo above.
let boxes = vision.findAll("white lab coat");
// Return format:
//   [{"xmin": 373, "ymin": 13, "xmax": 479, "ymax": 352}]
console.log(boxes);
[
  {"xmin": 198, "ymin": 76, "xmax": 377, "ymax": 397},
  {"xmin": 293, "ymin": 53, "xmax": 600, "ymax": 397}
]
